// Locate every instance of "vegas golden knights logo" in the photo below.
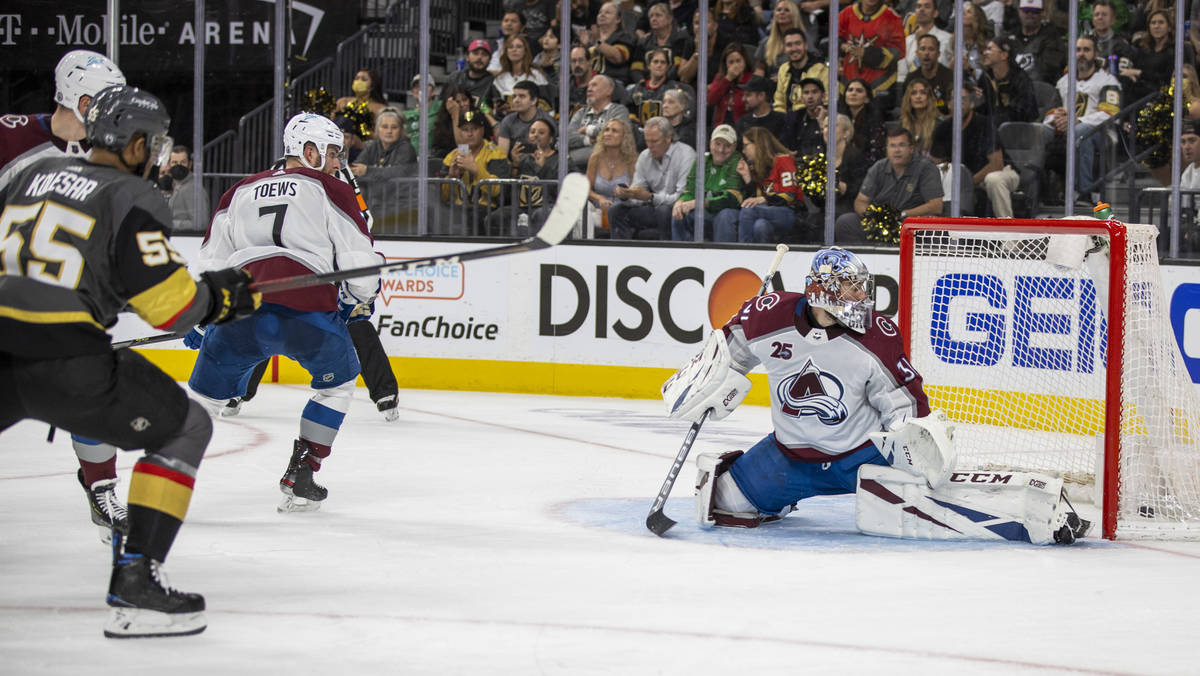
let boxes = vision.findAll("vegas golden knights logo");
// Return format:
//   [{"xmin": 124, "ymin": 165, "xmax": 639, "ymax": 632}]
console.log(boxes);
[
  {"xmin": 638, "ymin": 98, "xmax": 662, "ymax": 125},
  {"xmin": 1074, "ymin": 91, "xmax": 1088, "ymax": 119},
  {"xmin": 519, "ymin": 174, "xmax": 544, "ymax": 208}
]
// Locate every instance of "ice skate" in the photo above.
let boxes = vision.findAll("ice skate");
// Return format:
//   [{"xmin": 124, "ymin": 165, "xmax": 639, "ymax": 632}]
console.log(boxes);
[
  {"xmin": 278, "ymin": 439, "xmax": 327, "ymax": 513},
  {"xmin": 375, "ymin": 394, "xmax": 399, "ymax": 422},
  {"xmin": 1052, "ymin": 490, "xmax": 1092, "ymax": 545},
  {"xmin": 79, "ymin": 469, "xmax": 129, "ymax": 544},
  {"xmin": 219, "ymin": 398, "xmax": 242, "ymax": 417},
  {"xmin": 105, "ymin": 539, "xmax": 205, "ymax": 638}
]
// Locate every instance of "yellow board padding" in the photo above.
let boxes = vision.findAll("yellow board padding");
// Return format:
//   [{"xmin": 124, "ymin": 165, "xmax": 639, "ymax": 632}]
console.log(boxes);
[
  {"xmin": 135, "ymin": 349, "xmax": 773, "ymax": 403},
  {"xmin": 127, "ymin": 472, "xmax": 193, "ymax": 522}
]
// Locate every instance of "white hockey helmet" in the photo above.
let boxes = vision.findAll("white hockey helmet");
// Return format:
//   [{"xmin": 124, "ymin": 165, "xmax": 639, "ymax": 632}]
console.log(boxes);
[
  {"xmin": 283, "ymin": 112, "xmax": 344, "ymax": 171},
  {"xmin": 55, "ymin": 50, "xmax": 127, "ymax": 123},
  {"xmin": 805, "ymin": 247, "xmax": 876, "ymax": 333}
]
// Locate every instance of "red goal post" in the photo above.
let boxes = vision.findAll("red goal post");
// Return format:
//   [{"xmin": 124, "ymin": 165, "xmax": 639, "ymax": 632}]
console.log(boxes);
[{"xmin": 898, "ymin": 216, "xmax": 1200, "ymax": 540}]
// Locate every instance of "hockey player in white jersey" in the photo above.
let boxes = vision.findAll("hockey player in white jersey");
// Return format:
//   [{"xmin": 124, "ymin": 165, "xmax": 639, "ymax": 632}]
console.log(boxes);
[
  {"xmin": 669, "ymin": 248, "xmax": 1091, "ymax": 544},
  {"xmin": 0, "ymin": 50, "xmax": 130, "ymax": 542},
  {"xmin": 186, "ymin": 112, "xmax": 382, "ymax": 512}
]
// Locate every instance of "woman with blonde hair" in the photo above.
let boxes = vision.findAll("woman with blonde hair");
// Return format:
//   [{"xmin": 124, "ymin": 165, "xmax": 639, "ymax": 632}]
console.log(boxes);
[
  {"xmin": 754, "ymin": 0, "xmax": 801, "ymax": 79},
  {"xmin": 715, "ymin": 126, "xmax": 799, "ymax": 242},
  {"xmin": 899, "ymin": 77, "xmax": 942, "ymax": 156},
  {"xmin": 489, "ymin": 35, "xmax": 549, "ymax": 116},
  {"xmin": 586, "ymin": 118, "xmax": 639, "ymax": 234}
]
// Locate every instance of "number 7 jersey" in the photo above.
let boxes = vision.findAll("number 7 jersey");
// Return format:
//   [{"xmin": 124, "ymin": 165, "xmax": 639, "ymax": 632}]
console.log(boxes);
[
  {"xmin": 200, "ymin": 166, "xmax": 379, "ymax": 311},
  {"xmin": 722, "ymin": 291, "xmax": 930, "ymax": 461}
]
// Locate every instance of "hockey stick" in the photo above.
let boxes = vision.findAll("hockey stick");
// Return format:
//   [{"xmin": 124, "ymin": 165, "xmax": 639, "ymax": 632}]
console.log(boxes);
[
  {"xmin": 645, "ymin": 243, "xmax": 789, "ymax": 537},
  {"xmin": 247, "ymin": 172, "xmax": 589, "ymax": 295}
]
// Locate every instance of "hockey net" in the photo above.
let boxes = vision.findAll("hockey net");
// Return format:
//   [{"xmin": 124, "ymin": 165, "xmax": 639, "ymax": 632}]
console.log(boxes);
[{"xmin": 899, "ymin": 217, "xmax": 1200, "ymax": 540}]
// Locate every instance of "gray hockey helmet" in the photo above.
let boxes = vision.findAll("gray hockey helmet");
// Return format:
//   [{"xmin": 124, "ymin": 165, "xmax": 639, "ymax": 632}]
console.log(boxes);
[{"xmin": 85, "ymin": 85, "xmax": 173, "ymax": 170}]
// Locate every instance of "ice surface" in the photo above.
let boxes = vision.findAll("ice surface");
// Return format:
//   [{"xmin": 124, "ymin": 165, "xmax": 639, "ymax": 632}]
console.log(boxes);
[{"xmin": 3, "ymin": 386, "xmax": 1199, "ymax": 675}]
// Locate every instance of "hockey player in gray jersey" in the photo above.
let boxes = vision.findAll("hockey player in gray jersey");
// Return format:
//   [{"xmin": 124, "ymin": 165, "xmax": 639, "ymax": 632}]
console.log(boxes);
[{"xmin": 665, "ymin": 248, "xmax": 1092, "ymax": 544}]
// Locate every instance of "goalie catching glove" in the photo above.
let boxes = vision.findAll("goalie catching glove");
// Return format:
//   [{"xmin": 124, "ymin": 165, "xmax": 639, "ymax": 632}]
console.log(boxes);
[
  {"xmin": 869, "ymin": 410, "xmax": 957, "ymax": 489},
  {"xmin": 662, "ymin": 330, "xmax": 752, "ymax": 423}
]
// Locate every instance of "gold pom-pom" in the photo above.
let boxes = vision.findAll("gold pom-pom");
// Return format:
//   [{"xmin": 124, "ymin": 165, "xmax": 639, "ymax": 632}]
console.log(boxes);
[
  {"xmin": 1137, "ymin": 84, "xmax": 1189, "ymax": 169},
  {"xmin": 861, "ymin": 203, "xmax": 903, "ymax": 244},
  {"xmin": 798, "ymin": 152, "xmax": 836, "ymax": 204},
  {"xmin": 300, "ymin": 88, "xmax": 337, "ymax": 117},
  {"xmin": 341, "ymin": 99, "xmax": 375, "ymax": 139}
]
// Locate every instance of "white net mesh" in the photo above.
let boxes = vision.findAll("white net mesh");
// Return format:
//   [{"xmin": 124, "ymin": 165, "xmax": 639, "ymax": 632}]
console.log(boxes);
[{"xmin": 904, "ymin": 222, "xmax": 1200, "ymax": 539}]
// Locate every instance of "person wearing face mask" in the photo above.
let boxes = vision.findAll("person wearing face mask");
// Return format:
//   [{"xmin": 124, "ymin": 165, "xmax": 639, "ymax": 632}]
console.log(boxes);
[{"xmin": 157, "ymin": 146, "xmax": 209, "ymax": 232}]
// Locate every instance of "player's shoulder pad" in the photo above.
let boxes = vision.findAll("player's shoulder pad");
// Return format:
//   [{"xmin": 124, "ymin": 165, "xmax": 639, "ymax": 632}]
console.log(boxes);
[
  {"xmin": 0, "ymin": 113, "xmax": 38, "ymax": 130},
  {"xmin": 850, "ymin": 312, "xmax": 907, "ymax": 355},
  {"xmin": 730, "ymin": 290, "xmax": 803, "ymax": 339}
]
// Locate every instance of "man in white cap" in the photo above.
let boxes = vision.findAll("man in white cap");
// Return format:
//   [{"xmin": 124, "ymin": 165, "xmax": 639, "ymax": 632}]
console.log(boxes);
[
  {"xmin": 1010, "ymin": 0, "xmax": 1067, "ymax": 84},
  {"xmin": 670, "ymin": 125, "xmax": 747, "ymax": 241}
]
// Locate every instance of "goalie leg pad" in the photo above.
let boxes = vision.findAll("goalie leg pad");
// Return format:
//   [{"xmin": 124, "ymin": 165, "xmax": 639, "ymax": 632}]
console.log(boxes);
[
  {"xmin": 696, "ymin": 451, "xmax": 793, "ymax": 528},
  {"xmin": 856, "ymin": 465, "xmax": 1081, "ymax": 545}
]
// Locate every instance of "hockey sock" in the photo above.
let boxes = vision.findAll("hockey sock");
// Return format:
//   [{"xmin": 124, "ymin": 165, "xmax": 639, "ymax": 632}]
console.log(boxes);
[
  {"xmin": 126, "ymin": 458, "xmax": 195, "ymax": 562},
  {"xmin": 73, "ymin": 435, "xmax": 119, "ymax": 485},
  {"xmin": 298, "ymin": 381, "xmax": 353, "ymax": 460}
]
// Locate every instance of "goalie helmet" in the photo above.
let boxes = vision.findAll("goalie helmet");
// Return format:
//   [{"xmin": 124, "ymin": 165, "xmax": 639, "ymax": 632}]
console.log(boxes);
[
  {"xmin": 805, "ymin": 247, "xmax": 875, "ymax": 333},
  {"xmin": 85, "ymin": 86, "xmax": 173, "ymax": 174},
  {"xmin": 54, "ymin": 50, "xmax": 126, "ymax": 123},
  {"xmin": 283, "ymin": 112, "xmax": 344, "ymax": 172}
]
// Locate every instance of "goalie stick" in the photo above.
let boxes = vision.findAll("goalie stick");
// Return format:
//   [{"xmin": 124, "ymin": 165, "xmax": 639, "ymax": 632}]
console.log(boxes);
[{"xmin": 645, "ymin": 243, "xmax": 789, "ymax": 536}]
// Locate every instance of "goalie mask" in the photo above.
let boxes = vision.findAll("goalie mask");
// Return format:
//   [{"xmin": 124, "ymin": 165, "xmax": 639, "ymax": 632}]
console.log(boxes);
[
  {"xmin": 804, "ymin": 247, "xmax": 875, "ymax": 333},
  {"xmin": 55, "ymin": 50, "xmax": 126, "ymax": 123},
  {"xmin": 283, "ymin": 112, "xmax": 345, "ymax": 172}
]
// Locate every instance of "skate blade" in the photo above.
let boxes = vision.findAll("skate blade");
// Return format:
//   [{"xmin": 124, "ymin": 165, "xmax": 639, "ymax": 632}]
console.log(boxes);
[
  {"xmin": 381, "ymin": 408, "xmax": 399, "ymax": 423},
  {"xmin": 104, "ymin": 607, "xmax": 206, "ymax": 638},
  {"xmin": 277, "ymin": 495, "xmax": 322, "ymax": 513}
]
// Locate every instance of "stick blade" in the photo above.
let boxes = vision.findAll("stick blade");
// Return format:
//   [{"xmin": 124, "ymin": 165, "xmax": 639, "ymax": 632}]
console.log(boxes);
[
  {"xmin": 646, "ymin": 509, "xmax": 677, "ymax": 536},
  {"xmin": 534, "ymin": 173, "xmax": 589, "ymax": 247}
]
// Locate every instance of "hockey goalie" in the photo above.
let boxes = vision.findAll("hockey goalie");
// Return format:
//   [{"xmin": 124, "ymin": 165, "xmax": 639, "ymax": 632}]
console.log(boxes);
[{"xmin": 663, "ymin": 247, "xmax": 1092, "ymax": 545}]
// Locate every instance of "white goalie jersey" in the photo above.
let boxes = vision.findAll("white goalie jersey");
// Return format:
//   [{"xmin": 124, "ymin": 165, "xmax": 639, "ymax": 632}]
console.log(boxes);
[
  {"xmin": 200, "ymin": 166, "xmax": 381, "ymax": 310},
  {"xmin": 722, "ymin": 291, "xmax": 931, "ymax": 460}
]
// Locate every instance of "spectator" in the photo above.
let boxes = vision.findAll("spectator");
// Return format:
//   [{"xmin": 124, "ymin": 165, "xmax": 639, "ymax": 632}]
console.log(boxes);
[
  {"xmin": 715, "ymin": 126, "xmax": 800, "ymax": 242},
  {"xmin": 628, "ymin": 48, "xmax": 691, "ymax": 126},
  {"xmin": 715, "ymin": 0, "xmax": 761, "ymax": 52},
  {"xmin": 336, "ymin": 68, "xmax": 388, "ymax": 120},
  {"xmin": 773, "ymin": 28, "xmax": 829, "ymax": 114},
  {"xmin": 960, "ymin": 3, "xmax": 992, "ymax": 82},
  {"xmin": 1011, "ymin": 0, "xmax": 1067, "ymax": 85},
  {"xmin": 1180, "ymin": 121, "xmax": 1200, "ymax": 189},
  {"xmin": 1126, "ymin": 9, "xmax": 1193, "ymax": 103},
  {"xmin": 678, "ymin": 8, "xmax": 724, "ymax": 89},
  {"xmin": 930, "ymin": 81, "xmax": 1015, "ymax": 217},
  {"xmin": 899, "ymin": 77, "xmax": 941, "ymax": 155},
  {"xmin": 837, "ymin": 0, "xmax": 905, "ymax": 106},
  {"xmin": 567, "ymin": 46, "xmax": 596, "ymax": 118},
  {"xmin": 897, "ymin": 0, "xmax": 952, "ymax": 84},
  {"xmin": 447, "ymin": 40, "xmax": 498, "ymax": 107},
  {"xmin": 579, "ymin": 2, "xmax": 636, "ymax": 87},
  {"xmin": 980, "ymin": 36, "xmax": 1039, "ymax": 127},
  {"xmin": 902, "ymin": 34, "xmax": 953, "ymax": 116},
  {"xmin": 402, "ymin": 75, "xmax": 440, "ymax": 154},
  {"xmin": 441, "ymin": 109, "xmax": 511, "ymax": 235},
  {"xmin": 661, "ymin": 88, "xmax": 698, "ymax": 149},
  {"xmin": 708, "ymin": 43, "xmax": 754, "ymax": 127},
  {"xmin": 511, "ymin": 0, "xmax": 555, "ymax": 40},
  {"xmin": 842, "ymin": 77, "xmax": 887, "ymax": 166},
  {"xmin": 973, "ymin": 0, "xmax": 1006, "ymax": 33},
  {"xmin": 755, "ymin": 0, "xmax": 802, "ymax": 79},
  {"xmin": 836, "ymin": 126, "xmax": 942, "ymax": 243},
  {"xmin": 1043, "ymin": 35, "xmax": 1121, "ymax": 204},
  {"xmin": 786, "ymin": 76, "xmax": 828, "ymax": 156},
  {"xmin": 567, "ymin": 75, "xmax": 631, "ymax": 170},
  {"xmin": 671, "ymin": 124, "xmax": 747, "ymax": 240},
  {"xmin": 432, "ymin": 84, "xmax": 473, "ymax": 158},
  {"xmin": 801, "ymin": 112, "xmax": 869, "ymax": 234},
  {"xmin": 1088, "ymin": 0, "xmax": 1135, "ymax": 65},
  {"xmin": 631, "ymin": 2, "xmax": 695, "ymax": 83},
  {"xmin": 490, "ymin": 35, "xmax": 550, "ymax": 117},
  {"xmin": 736, "ymin": 75, "xmax": 790, "ymax": 142},
  {"xmin": 487, "ymin": 118, "xmax": 560, "ymax": 234},
  {"xmin": 351, "ymin": 108, "xmax": 418, "ymax": 222},
  {"xmin": 586, "ymin": 118, "xmax": 639, "ymax": 232},
  {"xmin": 489, "ymin": 11, "xmax": 529, "ymax": 74},
  {"xmin": 497, "ymin": 80, "xmax": 556, "ymax": 156},
  {"xmin": 610, "ymin": 116, "xmax": 697, "ymax": 239},
  {"xmin": 159, "ymin": 145, "xmax": 208, "ymax": 232},
  {"xmin": 534, "ymin": 27, "xmax": 562, "ymax": 82}
]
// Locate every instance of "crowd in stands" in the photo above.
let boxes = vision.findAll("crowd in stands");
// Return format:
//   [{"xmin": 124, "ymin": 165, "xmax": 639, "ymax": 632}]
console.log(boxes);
[{"xmin": 319, "ymin": 0, "xmax": 1200, "ymax": 242}]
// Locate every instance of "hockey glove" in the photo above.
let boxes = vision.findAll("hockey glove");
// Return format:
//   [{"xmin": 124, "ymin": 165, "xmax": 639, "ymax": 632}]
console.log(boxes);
[
  {"xmin": 182, "ymin": 326, "xmax": 206, "ymax": 350},
  {"xmin": 337, "ymin": 283, "xmax": 375, "ymax": 323},
  {"xmin": 200, "ymin": 268, "xmax": 262, "ymax": 325}
]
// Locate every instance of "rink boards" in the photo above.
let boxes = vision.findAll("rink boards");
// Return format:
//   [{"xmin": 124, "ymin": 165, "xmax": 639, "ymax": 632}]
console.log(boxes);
[{"xmin": 114, "ymin": 237, "xmax": 1200, "ymax": 402}]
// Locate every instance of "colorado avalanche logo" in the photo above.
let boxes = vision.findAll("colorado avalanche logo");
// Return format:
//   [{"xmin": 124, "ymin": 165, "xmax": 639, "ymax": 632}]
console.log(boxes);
[
  {"xmin": 755, "ymin": 293, "xmax": 780, "ymax": 312},
  {"xmin": 777, "ymin": 359, "xmax": 848, "ymax": 425}
]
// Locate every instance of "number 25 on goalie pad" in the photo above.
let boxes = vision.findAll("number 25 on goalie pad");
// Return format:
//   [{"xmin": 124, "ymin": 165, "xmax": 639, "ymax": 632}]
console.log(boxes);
[{"xmin": 662, "ymin": 331, "xmax": 752, "ymax": 423}]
